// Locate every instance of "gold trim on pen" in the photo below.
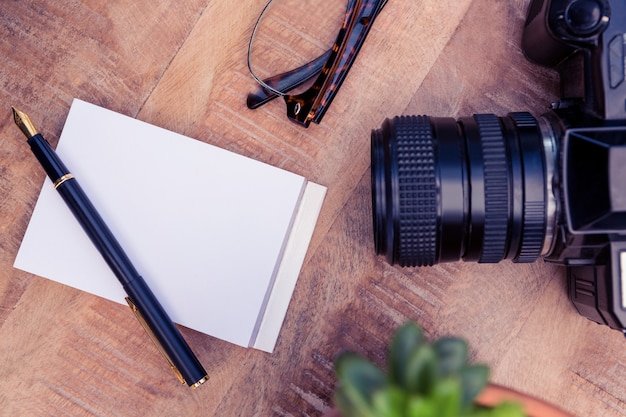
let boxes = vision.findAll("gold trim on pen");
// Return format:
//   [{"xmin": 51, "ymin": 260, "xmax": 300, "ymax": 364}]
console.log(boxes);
[
  {"xmin": 191, "ymin": 375, "xmax": 209, "ymax": 389},
  {"xmin": 53, "ymin": 174, "xmax": 75, "ymax": 189},
  {"xmin": 125, "ymin": 297, "xmax": 187, "ymax": 386}
]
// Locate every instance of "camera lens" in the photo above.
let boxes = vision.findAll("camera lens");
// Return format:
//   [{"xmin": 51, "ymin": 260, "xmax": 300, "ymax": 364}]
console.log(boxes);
[{"xmin": 371, "ymin": 113, "xmax": 553, "ymax": 266}]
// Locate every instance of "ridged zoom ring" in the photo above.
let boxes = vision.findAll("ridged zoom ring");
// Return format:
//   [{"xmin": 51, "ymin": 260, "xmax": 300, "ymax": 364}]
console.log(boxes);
[
  {"xmin": 475, "ymin": 114, "xmax": 509, "ymax": 263},
  {"xmin": 392, "ymin": 116, "xmax": 438, "ymax": 266}
]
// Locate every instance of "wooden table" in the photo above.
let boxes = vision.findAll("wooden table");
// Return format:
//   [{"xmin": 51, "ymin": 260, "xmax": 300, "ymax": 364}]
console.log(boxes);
[{"xmin": 1, "ymin": 1, "xmax": 624, "ymax": 416}]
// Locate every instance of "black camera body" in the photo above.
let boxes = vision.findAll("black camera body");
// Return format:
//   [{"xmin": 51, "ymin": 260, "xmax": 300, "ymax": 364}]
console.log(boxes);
[{"xmin": 371, "ymin": 0, "xmax": 626, "ymax": 332}]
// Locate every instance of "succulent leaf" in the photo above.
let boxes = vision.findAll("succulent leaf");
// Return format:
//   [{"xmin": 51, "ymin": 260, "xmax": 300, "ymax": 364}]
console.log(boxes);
[
  {"xmin": 458, "ymin": 365, "xmax": 490, "ymax": 408},
  {"xmin": 335, "ymin": 352, "xmax": 387, "ymax": 417},
  {"xmin": 388, "ymin": 322, "xmax": 424, "ymax": 387},
  {"xmin": 371, "ymin": 386, "xmax": 407, "ymax": 417},
  {"xmin": 431, "ymin": 378, "xmax": 463, "ymax": 417},
  {"xmin": 335, "ymin": 385, "xmax": 378, "ymax": 417},
  {"xmin": 406, "ymin": 397, "xmax": 438, "ymax": 417},
  {"xmin": 433, "ymin": 337, "xmax": 469, "ymax": 377},
  {"xmin": 405, "ymin": 344, "xmax": 438, "ymax": 394}
]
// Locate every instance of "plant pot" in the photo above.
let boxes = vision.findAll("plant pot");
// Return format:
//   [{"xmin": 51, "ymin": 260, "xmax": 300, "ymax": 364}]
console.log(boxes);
[
  {"xmin": 476, "ymin": 384, "xmax": 574, "ymax": 417},
  {"xmin": 322, "ymin": 383, "xmax": 575, "ymax": 417}
]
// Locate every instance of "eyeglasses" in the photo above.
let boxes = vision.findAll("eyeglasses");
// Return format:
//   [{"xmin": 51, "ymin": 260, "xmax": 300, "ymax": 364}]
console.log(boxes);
[{"xmin": 247, "ymin": 0, "xmax": 388, "ymax": 128}]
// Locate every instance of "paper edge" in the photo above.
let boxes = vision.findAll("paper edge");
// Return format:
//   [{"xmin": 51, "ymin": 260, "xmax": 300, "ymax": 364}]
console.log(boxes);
[
  {"xmin": 248, "ymin": 179, "xmax": 308, "ymax": 347},
  {"xmin": 251, "ymin": 181, "xmax": 327, "ymax": 352}
]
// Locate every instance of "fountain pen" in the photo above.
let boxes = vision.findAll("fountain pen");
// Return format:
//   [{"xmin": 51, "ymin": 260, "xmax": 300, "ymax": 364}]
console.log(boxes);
[{"xmin": 12, "ymin": 107, "xmax": 208, "ymax": 389}]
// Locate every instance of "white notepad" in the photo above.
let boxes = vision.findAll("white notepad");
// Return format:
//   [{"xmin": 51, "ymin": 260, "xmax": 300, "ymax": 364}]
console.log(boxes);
[{"xmin": 14, "ymin": 99, "xmax": 326, "ymax": 352}]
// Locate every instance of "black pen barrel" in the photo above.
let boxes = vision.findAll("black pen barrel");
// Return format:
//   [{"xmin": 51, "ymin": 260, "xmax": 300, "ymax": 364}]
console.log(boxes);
[
  {"xmin": 123, "ymin": 276, "xmax": 208, "ymax": 386},
  {"xmin": 27, "ymin": 134, "xmax": 207, "ymax": 387}
]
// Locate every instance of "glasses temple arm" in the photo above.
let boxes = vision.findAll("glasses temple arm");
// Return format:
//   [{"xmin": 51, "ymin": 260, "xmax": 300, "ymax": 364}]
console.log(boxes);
[
  {"xmin": 246, "ymin": 49, "xmax": 332, "ymax": 109},
  {"xmin": 285, "ymin": 0, "xmax": 388, "ymax": 127}
]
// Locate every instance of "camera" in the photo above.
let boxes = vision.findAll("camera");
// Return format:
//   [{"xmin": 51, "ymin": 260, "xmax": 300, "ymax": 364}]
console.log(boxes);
[{"xmin": 371, "ymin": 0, "xmax": 626, "ymax": 332}]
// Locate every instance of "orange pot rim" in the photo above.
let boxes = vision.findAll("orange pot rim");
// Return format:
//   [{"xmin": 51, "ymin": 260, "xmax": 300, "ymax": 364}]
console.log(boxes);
[
  {"xmin": 323, "ymin": 383, "xmax": 576, "ymax": 417},
  {"xmin": 476, "ymin": 383, "xmax": 575, "ymax": 417}
]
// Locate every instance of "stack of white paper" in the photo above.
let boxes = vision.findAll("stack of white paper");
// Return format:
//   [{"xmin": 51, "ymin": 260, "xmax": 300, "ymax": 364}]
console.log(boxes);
[{"xmin": 14, "ymin": 99, "xmax": 326, "ymax": 352}]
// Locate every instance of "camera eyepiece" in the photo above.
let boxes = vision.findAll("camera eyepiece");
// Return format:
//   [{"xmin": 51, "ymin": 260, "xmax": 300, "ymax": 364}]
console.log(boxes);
[{"xmin": 371, "ymin": 113, "xmax": 556, "ymax": 267}]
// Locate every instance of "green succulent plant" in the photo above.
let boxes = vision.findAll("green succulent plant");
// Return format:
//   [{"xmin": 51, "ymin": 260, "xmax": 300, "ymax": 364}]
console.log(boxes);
[{"xmin": 333, "ymin": 323, "xmax": 525, "ymax": 417}]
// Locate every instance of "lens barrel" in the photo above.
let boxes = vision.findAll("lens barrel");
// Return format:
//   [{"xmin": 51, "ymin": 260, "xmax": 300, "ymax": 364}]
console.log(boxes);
[{"xmin": 371, "ymin": 113, "xmax": 550, "ymax": 266}]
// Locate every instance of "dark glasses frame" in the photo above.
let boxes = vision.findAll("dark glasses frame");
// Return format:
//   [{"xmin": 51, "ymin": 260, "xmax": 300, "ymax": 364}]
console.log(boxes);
[{"xmin": 247, "ymin": 0, "xmax": 388, "ymax": 127}]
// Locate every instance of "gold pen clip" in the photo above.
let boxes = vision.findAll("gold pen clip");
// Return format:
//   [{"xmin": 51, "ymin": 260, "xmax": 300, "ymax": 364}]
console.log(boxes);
[{"xmin": 125, "ymin": 297, "xmax": 186, "ymax": 385}]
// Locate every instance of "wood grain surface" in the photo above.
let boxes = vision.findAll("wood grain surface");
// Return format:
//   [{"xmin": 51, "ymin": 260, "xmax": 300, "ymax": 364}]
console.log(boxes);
[{"xmin": 1, "ymin": 1, "xmax": 625, "ymax": 416}]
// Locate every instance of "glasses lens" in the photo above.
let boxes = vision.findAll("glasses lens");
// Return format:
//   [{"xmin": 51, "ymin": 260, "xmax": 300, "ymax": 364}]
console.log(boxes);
[{"xmin": 249, "ymin": 0, "xmax": 349, "ymax": 95}]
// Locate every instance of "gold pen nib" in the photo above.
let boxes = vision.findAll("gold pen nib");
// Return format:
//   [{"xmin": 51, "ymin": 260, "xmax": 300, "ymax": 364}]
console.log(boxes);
[{"xmin": 11, "ymin": 107, "xmax": 39, "ymax": 139}]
